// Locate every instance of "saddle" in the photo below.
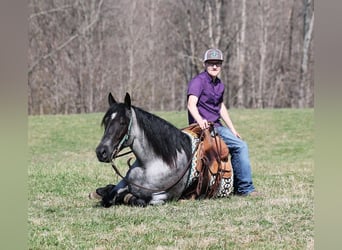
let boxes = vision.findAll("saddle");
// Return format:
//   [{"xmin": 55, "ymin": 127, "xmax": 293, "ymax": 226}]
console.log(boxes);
[{"xmin": 182, "ymin": 123, "xmax": 233, "ymax": 199}]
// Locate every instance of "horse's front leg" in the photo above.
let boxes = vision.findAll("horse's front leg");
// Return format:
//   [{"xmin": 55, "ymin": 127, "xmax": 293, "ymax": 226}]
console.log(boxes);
[
  {"xmin": 100, "ymin": 179, "xmax": 128, "ymax": 207},
  {"xmin": 100, "ymin": 179, "xmax": 145, "ymax": 207}
]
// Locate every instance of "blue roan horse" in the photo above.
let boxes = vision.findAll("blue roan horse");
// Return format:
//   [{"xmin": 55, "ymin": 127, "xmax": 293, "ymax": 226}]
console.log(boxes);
[{"xmin": 94, "ymin": 93, "xmax": 194, "ymax": 207}]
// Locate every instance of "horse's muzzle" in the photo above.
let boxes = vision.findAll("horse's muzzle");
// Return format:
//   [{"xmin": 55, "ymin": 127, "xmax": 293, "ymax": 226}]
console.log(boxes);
[{"xmin": 96, "ymin": 144, "xmax": 112, "ymax": 162}]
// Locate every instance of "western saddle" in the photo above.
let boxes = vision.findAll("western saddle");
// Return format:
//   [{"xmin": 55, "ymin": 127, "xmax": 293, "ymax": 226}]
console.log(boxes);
[{"xmin": 181, "ymin": 123, "xmax": 233, "ymax": 199}]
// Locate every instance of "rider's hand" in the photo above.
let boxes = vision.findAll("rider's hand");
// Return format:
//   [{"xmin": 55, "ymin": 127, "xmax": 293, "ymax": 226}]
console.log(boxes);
[
  {"xmin": 198, "ymin": 119, "xmax": 209, "ymax": 130},
  {"xmin": 231, "ymin": 128, "xmax": 241, "ymax": 138}
]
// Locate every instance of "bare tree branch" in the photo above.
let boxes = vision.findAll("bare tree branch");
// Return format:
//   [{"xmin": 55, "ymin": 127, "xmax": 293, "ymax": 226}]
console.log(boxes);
[
  {"xmin": 28, "ymin": 0, "xmax": 103, "ymax": 75},
  {"xmin": 29, "ymin": 5, "xmax": 72, "ymax": 19}
]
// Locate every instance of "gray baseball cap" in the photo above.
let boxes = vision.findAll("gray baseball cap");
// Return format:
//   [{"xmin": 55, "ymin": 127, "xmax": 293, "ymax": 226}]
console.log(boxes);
[{"xmin": 203, "ymin": 48, "xmax": 224, "ymax": 62}]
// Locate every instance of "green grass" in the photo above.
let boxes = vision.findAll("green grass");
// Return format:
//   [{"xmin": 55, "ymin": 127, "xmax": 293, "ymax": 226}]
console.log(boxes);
[{"xmin": 28, "ymin": 109, "xmax": 314, "ymax": 249}]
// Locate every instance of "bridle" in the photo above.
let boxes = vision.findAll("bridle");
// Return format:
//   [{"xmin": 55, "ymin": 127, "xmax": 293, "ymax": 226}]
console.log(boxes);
[{"xmin": 110, "ymin": 112, "xmax": 133, "ymax": 160}]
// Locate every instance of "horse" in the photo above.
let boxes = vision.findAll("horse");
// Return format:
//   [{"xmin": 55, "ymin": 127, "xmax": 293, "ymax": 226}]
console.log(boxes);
[{"xmin": 94, "ymin": 92, "xmax": 194, "ymax": 207}]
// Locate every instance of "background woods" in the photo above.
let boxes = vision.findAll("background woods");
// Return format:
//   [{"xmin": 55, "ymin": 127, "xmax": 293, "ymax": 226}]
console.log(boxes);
[{"xmin": 28, "ymin": 0, "xmax": 314, "ymax": 115}]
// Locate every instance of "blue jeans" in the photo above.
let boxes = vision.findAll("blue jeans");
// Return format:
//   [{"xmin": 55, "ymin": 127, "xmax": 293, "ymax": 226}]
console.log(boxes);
[{"xmin": 215, "ymin": 126, "xmax": 255, "ymax": 195}]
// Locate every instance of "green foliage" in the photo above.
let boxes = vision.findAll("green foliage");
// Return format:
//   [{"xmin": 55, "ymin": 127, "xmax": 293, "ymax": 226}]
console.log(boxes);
[{"xmin": 28, "ymin": 109, "xmax": 314, "ymax": 249}]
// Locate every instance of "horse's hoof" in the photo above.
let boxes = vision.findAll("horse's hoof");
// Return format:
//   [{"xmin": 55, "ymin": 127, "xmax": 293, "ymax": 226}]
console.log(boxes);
[
  {"xmin": 130, "ymin": 197, "xmax": 147, "ymax": 207},
  {"xmin": 123, "ymin": 193, "xmax": 146, "ymax": 207},
  {"xmin": 101, "ymin": 199, "xmax": 114, "ymax": 208},
  {"xmin": 96, "ymin": 184, "xmax": 116, "ymax": 197},
  {"xmin": 89, "ymin": 191, "xmax": 102, "ymax": 200}
]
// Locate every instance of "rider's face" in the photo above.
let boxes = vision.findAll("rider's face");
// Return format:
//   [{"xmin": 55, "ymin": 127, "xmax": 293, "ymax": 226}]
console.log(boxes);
[{"xmin": 205, "ymin": 60, "xmax": 222, "ymax": 78}]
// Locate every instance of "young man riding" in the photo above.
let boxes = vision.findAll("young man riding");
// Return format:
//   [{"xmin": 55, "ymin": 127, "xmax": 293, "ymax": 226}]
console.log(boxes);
[{"xmin": 187, "ymin": 48, "xmax": 261, "ymax": 197}]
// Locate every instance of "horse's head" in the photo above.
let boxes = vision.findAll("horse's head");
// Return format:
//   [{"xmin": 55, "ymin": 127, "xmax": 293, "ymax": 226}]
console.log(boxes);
[{"xmin": 96, "ymin": 92, "xmax": 132, "ymax": 162}]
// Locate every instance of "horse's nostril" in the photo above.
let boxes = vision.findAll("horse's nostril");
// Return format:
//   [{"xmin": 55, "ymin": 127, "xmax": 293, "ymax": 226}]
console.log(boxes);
[
  {"xmin": 96, "ymin": 146, "xmax": 109, "ymax": 162},
  {"xmin": 101, "ymin": 149, "xmax": 107, "ymax": 158}
]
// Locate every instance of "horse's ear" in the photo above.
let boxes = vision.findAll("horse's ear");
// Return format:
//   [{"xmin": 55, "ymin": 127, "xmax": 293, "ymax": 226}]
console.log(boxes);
[
  {"xmin": 124, "ymin": 93, "xmax": 131, "ymax": 109},
  {"xmin": 108, "ymin": 92, "xmax": 117, "ymax": 106}
]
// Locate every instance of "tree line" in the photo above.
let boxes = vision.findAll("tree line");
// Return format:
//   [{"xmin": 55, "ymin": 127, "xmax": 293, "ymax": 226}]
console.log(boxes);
[{"xmin": 28, "ymin": 0, "xmax": 314, "ymax": 115}]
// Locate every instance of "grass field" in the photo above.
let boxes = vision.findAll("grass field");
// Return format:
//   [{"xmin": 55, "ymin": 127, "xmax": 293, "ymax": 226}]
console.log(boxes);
[{"xmin": 28, "ymin": 109, "xmax": 314, "ymax": 249}]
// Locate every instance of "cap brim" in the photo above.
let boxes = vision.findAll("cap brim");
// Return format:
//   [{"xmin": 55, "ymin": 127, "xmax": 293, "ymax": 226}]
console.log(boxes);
[{"xmin": 204, "ymin": 59, "xmax": 224, "ymax": 62}]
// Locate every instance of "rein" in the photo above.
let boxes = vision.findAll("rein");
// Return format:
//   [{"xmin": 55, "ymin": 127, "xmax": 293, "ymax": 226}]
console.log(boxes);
[{"xmin": 110, "ymin": 128, "xmax": 205, "ymax": 193}]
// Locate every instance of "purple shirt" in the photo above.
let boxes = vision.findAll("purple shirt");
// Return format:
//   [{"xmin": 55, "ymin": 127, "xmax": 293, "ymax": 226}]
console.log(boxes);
[{"xmin": 187, "ymin": 71, "xmax": 224, "ymax": 126}]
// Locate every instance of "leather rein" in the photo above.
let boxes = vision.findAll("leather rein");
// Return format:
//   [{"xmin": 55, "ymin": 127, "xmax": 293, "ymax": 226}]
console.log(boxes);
[{"xmin": 109, "ymin": 115, "xmax": 204, "ymax": 193}]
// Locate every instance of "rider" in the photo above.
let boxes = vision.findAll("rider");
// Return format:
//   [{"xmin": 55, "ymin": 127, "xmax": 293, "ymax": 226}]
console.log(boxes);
[{"xmin": 187, "ymin": 48, "xmax": 261, "ymax": 197}]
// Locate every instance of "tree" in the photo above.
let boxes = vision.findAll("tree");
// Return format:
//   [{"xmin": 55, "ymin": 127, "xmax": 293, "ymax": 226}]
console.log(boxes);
[{"xmin": 28, "ymin": 0, "xmax": 314, "ymax": 115}]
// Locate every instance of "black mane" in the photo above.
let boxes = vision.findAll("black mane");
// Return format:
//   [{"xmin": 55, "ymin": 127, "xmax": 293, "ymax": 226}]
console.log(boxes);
[{"xmin": 133, "ymin": 106, "xmax": 192, "ymax": 168}]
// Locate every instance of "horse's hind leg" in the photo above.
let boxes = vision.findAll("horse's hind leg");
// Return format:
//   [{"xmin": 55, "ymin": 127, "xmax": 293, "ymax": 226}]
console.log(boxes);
[
  {"xmin": 123, "ymin": 193, "xmax": 147, "ymax": 207},
  {"xmin": 149, "ymin": 191, "xmax": 168, "ymax": 205}
]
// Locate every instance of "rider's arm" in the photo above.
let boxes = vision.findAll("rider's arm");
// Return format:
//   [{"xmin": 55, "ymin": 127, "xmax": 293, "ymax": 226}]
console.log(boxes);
[
  {"xmin": 187, "ymin": 95, "xmax": 209, "ymax": 129},
  {"xmin": 219, "ymin": 102, "xmax": 240, "ymax": 138}
]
